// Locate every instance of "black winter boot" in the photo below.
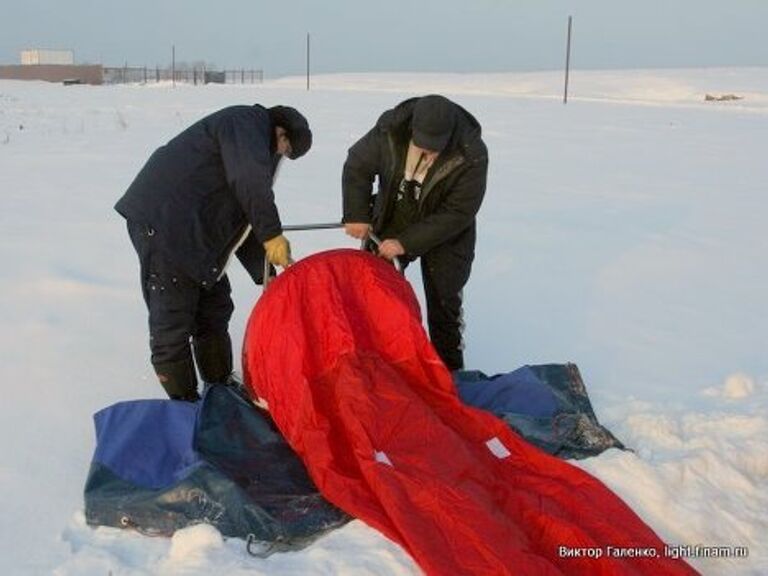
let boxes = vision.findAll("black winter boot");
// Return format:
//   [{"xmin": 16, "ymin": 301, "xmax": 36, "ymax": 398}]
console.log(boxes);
[
  {"xmin": 153, "ymin": 357, "xmax": 200, "ymax": 401},
  {"xmin": 193, "ymin": 332, "xmax": 233, "ymax": 385}
]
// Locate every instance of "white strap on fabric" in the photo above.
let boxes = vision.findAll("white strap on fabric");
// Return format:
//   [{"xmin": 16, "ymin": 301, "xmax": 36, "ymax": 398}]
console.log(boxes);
[
  {"xmin": 374, "ymin": 450, "xmax": 393, "ymax": 467},
  {"xmin": 485, "ymin": 437, "xmax": 511, "ymax": 459}
]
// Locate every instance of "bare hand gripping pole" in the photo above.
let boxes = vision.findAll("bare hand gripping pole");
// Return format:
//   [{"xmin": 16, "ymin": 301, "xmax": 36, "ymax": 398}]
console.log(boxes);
[{"xmin": 366, "ymin": 232, "xmax": 404, "ymax": 273}]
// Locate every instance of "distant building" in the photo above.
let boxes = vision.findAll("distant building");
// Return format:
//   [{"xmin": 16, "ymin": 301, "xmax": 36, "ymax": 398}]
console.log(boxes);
[
  {"xmin": 0, "ymin": 50, "xmax": 261, "ymax": 86},
  {"xmin": 0, "ymin": 48, "xmax": 101, "ymax": 84},
  {"xmin": 20, "ymin": 49, "xmax": 75, "ymax": 65}
]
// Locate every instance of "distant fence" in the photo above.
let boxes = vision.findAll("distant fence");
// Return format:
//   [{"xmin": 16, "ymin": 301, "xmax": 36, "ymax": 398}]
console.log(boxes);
[
  {"xmin": 103, "ymin": 67, "xmax": 264, "ymax": 85},
  {"xmin": 0, "ymin": 64, "xmax": 104, "ymax": 85}
]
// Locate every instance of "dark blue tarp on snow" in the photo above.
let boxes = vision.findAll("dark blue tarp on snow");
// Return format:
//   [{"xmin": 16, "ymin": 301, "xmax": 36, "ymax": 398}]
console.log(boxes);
[
  {"xmin": 84, "ymin": 383, "xmax": 349, "ymax": 552},
  {"xmin": 455, "ymin": 363, "xmax": 625, "ymax": 459},
  {"xmin": 84, "ymin": 363, "xmax": 624, "ymax": 545}
]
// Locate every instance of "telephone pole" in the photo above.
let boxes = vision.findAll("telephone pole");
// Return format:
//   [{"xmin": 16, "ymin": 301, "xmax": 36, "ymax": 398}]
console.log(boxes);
[{"xmin": 563, "ymin": 16, "xmax": 572, "ymax": 104}]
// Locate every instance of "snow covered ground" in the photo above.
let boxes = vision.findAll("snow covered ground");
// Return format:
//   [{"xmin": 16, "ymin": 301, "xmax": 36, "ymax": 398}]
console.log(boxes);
[{"xmin": 1, "ymin": 67, "xmax": 766, "ymax": 575}]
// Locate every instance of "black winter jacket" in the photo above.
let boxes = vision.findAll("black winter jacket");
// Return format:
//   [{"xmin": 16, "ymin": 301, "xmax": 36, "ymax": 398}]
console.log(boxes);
[
  {"xmin": 115, "ymin": 105, "xmax": 282, "ymax": 287},
  {"xmin": 342, "ymin": 97, "xmax": 488, "ymax": 258}
]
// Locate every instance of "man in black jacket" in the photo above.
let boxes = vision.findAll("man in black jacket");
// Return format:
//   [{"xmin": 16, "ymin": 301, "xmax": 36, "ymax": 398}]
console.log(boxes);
[
  {"xmin": 116, "ymin": 104, "xmax": 312, "ymax": 400},
  {"xmin": 342, "ymin": 95, "xmax": 488, "ymax": 371}
]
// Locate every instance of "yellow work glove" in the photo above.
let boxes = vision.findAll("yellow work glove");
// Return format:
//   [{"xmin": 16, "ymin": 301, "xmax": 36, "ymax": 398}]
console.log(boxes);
[{"xmin": 263, "ymin": 234, "xmax": 293, "ymax": 268}]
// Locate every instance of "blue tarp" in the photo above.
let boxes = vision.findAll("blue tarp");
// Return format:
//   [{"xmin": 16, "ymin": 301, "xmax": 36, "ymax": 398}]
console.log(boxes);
[
  {"xmin": 93, "ymin": 399, "xmax": 202, "ymax": 490},
  {"xmin": 84, "ymin": 363, "xmax": 623, "ymax": 546},
  {"xmin": 455, "ymin": 363, "xmax": 625, "ymax": 459},
  {"xmin": 84, "ymin": 383, "xmax": 349, "ymax": 552}
]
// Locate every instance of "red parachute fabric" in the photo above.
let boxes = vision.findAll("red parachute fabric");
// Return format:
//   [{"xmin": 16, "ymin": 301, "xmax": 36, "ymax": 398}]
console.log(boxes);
[{"xmin": 243, "ymin": 249, "xmax": 697, "ymax": 576}]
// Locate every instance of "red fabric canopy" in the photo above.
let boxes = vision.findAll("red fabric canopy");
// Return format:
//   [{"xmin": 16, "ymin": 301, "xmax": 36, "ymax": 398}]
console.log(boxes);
[{"xmin": 243, "ymin": 249, "xmax": 697, "ymax": 575}]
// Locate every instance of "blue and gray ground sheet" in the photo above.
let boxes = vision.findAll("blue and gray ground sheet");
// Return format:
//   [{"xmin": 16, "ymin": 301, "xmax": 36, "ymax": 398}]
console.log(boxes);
[{"xmin": 84, "ymin": 363, "xmax": 624, "ymax": 549}]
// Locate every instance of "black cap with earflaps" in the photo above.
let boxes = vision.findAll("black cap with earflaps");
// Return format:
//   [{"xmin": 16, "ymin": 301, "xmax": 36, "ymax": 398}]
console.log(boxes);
[{"xmin": 267, "ymin": 106, "xmax": 313, "ymax": 159}]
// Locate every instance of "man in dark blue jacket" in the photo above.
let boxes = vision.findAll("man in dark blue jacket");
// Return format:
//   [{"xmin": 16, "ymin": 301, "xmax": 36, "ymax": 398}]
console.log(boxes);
[
  {"xmin": 116, "ymin": 104, "xmax": 312, "ymax": 400},
  {"xmin": 342, "ymin": 95, "xmax": 488, "ymax": 371}
]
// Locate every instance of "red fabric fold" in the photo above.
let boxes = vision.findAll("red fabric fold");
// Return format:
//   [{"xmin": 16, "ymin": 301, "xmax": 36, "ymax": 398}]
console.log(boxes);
[{"xmin": 243, "ymin": 249, "xmax": 698, "ymax": 576}]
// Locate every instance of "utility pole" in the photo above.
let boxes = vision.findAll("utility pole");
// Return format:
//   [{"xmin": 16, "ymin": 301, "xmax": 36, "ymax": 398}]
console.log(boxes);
[
  {"xmin": 563, "ymin": 16, "xmax": 572, "ymax": 104},
  {"xmin": 306, "ymin": 33, "xmax": 311, "ymax": 91},
  {"xmin": 172, "ymin": 45, "xmax": 176, "ymax": 88}
]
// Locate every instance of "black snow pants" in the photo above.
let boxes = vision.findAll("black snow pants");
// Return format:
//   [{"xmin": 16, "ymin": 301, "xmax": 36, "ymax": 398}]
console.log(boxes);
[
  {"xmin": 418, "ymin": 236, "xmax": 474, "ymax": 371},
  {"xmin": 127, "ymin": 221, "xmax": 234, "ymax": 369}
]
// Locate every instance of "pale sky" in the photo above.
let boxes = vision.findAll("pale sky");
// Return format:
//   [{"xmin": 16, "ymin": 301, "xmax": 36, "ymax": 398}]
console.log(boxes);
[{"xmin": 2, "ymin": 1, "xmax": 766, "ymax": 77}]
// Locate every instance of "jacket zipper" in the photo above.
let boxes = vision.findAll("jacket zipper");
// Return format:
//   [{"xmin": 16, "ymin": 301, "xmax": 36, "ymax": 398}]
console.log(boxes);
[
  {"xmin": 418, "ymin": 155, "xmax": 465, "ymax": 210},
  {"xmin": 376, "ymin": 133, "xmax": 402, "ymax": 230}
]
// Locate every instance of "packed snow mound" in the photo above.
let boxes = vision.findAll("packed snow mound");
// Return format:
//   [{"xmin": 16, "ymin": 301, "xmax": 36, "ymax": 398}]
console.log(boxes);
[{"xmin": 577, "ymin": 385, "xmax": 768, "ymax": 575}]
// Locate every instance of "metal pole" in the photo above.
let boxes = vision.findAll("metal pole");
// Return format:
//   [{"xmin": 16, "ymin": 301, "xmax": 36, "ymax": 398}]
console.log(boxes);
[
  {"xmin": 259, "ymin": 223, "xmax": 403, "ymax": 290},
  {"xmin": 262, "ymin": 222, "xmax": 342, "ymax": 289},
  {"xmin": 367, "ymin": 232, "xmax": 403, "ymax": 273},
  {"xmin": 564, "ymin": 16, "xmax": 572, "ymax": 104},
  {"xmin": 283, "ymin": 222, "xmax": 343, "ymax": 231},
  {"xmin": 306, "ymin": 33, "xmax": 311, "ymax": 91},
  {"xmin": 172, "ymin": 45, "xmax": 176, "ymax": 88}
]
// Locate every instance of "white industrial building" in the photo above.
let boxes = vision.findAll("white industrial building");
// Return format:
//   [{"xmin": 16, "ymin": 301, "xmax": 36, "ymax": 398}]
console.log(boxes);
[{"xmin": 20, "ymin": 49, "xmax": 75, "ymax": 66}]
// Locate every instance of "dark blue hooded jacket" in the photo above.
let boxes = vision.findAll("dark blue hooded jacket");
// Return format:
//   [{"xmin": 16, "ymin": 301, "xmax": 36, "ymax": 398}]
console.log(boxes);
[{"xmin": 115, "ymin": 105, "xmax": 282, "ymax": 287}]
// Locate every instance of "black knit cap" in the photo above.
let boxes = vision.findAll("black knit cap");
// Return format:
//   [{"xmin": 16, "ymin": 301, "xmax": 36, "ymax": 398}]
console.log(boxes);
[
  {"xmin": 411, "ymin": 95, "xmax": 456, "ymax": 152},
  {"xmin": 268, "ymin": 105, "xmax": 312, "ymax": 159}
]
